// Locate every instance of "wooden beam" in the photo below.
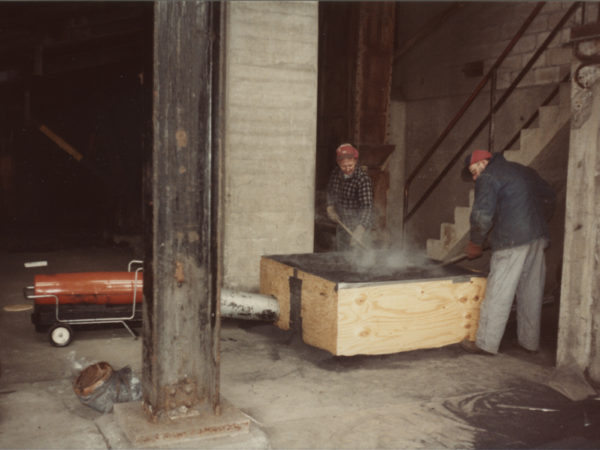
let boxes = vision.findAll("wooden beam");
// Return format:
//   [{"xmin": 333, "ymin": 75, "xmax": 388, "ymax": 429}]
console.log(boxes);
[{"xmin": 37, "ymin": 123, "xmax": 83, "ymax": 162}]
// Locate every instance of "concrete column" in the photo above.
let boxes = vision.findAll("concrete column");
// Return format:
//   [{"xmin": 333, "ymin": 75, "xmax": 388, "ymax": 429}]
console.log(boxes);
[
  {"xmin": 387, "ymin": 101, "xmax": 407, "ymax": 239},
  {"xmin": 556, "ymin": 27, "xmax": 600, "ymax": 383},
  {"xmin": 222, "ymin": 2, "xmax": 318, "ymax": 291}
]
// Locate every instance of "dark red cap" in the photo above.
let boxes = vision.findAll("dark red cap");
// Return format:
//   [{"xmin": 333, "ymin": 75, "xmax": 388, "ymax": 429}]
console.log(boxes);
[
  {"xmin": 336, "ymin": 143, "xmax": 359, "ymax": 161},
  {"xmin": 467, "ymin": 150, "xmax": 492, "ymax": 166}
]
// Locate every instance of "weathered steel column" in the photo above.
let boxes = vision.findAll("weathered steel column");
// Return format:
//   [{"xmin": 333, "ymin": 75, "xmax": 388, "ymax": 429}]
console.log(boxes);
[{"xmin": 142, "ymin": 1, "xmax": 222, "ymax": 421}]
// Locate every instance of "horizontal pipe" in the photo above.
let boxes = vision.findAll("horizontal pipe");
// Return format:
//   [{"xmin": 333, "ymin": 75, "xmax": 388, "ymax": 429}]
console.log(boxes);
[
  {"xmin": 27, "ymin": 270, "xmax": 279, "ymax": 322},
  {"xmin": 220, "ymin": 289, "xmax": 279, "ymax": 322}
]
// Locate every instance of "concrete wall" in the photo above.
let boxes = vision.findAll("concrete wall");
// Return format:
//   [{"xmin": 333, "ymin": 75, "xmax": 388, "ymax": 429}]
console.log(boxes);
[
  {"xmin": 223, "ymin": 2, "xmax": 318, "ymax": 291},
  {"xmin": 387, "ymin": 101, "xmax": 406, "ymax": 239},
  {"xmin": 394, "ymin": 2, "xmax": 582, "ymax": 101},
  {"xmin": 557, "ymin": 59, "xmax": 600, "ymax": 382}
]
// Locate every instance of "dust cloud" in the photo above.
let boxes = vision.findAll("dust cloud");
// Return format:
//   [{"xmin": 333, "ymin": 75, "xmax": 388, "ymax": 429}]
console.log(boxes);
[
  {"xmin": 347, "ymin": 233, "xmax": 433, "ymax": 276},
  {"xmin": 348, "ymin": 246, "xmax": 430, "ymax": 274}
]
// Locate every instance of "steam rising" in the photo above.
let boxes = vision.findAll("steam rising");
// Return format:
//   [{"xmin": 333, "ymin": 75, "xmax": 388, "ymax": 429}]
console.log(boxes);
[{"xmin": 348, "ymin": 245, "xmax": 431, "ymax": 274}]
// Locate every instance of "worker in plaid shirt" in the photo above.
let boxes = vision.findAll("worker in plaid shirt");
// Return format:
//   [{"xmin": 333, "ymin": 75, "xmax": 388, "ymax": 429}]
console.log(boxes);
[{"xmin": 326, "ymin": 143, "xmax": 373, "ymax": 250}]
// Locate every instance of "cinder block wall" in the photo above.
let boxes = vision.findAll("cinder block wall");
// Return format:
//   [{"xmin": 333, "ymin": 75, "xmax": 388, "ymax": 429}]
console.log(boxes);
[
  {"xmin": 395, "ymin": 2, "xmax": 584, "ymax": 101},
  {"xmin": 223, "ymin": 2, "xmax": 318, "ymax": 291},
  {"xmin": 388, "ymin": 2, "xmax": 594, "ymax": 248}
]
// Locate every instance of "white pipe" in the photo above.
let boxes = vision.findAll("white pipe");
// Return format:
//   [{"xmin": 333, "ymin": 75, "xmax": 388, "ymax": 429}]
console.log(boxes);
[
  {"xmin": 24, "ymin": 261, "xmax": 48, "ymax": 268},
  {"xmin": 220, "ymin": 289, "xmax": 279, "ymax": 321}
]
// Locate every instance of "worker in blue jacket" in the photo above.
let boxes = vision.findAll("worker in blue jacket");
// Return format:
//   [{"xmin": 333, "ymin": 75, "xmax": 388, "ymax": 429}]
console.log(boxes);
[{"xmin": 461, "ymin": 150, "xmax": 556, "ymax": 355}]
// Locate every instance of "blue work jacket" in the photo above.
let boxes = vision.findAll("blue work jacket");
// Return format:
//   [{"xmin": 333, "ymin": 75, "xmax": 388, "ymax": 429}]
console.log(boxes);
[{"xmin": 469, "ymin": 153, "xmax": 556, "ymax": 250}]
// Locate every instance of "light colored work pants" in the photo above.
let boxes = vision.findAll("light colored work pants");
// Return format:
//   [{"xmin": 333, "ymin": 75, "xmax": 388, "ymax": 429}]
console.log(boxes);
[{"xmin": 476, "ymin": 238, "xmax": 547, "ymax": 354}]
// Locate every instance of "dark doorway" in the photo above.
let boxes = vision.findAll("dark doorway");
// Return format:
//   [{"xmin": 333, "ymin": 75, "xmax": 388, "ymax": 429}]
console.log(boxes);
[
  {"xmin": 315, "ymin": 2, "xmax": 396, "ymax": 252},
  {"xmin": 0, "ymin": 2, "xmax": 151, "ymax": 251}
]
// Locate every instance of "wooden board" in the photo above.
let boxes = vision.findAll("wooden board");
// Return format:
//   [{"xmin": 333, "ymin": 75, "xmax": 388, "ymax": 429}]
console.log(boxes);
[
  {"xmin": 259, "ymin": 256, "xmax": 338, "ymax": 353},
  {"xmin": 259, "ymin": 257, "xmax": 294, "ymax": 330},
  {"xmin": 295, "ymin": 270, "xmax": 338, "ymax": 355},
  {"xmin": 260, "ymin": 253, "xmax": 487, "ymax": 356},
  {"xmin": 336, "ymin": 278, "xmax": 484, "ymax": 355},
  {"xmin": 3, "ymin": 304, "xmax": 33, "ymax": 312}
]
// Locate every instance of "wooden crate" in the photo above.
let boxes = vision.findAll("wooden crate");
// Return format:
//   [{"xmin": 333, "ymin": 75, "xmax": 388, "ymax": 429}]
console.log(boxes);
[{"xmin": 260, "ymin": 252, "xmax": 487, "ymax": 356}]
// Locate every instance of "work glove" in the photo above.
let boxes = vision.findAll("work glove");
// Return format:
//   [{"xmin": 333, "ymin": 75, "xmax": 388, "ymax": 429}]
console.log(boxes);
[
  {"xmin": 465, "ymin": 241, "xmax": 483, "ymax": 259},
  {"xmin": 326, "ymin": 205, "xmax": 340, "ymax": 223},
  {"xmin": 351, "ymin": 225, "xmax": 366, "ymax": 247}
]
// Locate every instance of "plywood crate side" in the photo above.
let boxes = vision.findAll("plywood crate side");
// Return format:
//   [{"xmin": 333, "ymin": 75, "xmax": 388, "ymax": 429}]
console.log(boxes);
[
  {"xmin": 297, "ymin": 270, "xmax": 339, "ymax": 355},
  {"xmin": 336, "ymin": 276, "xmax": 486, "ymax": 356},
  {"xmin": 259, "ymin": 256, "xmax": 294, "ymax": 330},
  {"xmin": 462, "ymin": 276, "xmax": 487, "ymax": 341}
]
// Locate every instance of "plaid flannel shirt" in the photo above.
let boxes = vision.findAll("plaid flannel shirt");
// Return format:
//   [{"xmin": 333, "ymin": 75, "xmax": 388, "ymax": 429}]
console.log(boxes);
[{"xmin": 326, "ymin": 166, "xmax": 373, "ymax": 229}]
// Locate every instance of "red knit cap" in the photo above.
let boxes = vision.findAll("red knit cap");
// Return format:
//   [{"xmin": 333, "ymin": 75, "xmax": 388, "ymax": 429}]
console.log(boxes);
[
  {"xmin": 469, "ymin": 150, "xmax": 492, "ymax": 165},
  {"xmin": 336, "ymin": 143, "xmax": 359, "ymax": 161}
]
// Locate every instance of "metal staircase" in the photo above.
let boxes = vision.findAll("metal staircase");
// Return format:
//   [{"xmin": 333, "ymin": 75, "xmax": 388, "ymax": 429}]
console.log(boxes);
[
  {"xmin": 402, "ymin": 2, "xmax": 582, "ymax": 261},
  {"xmin": 426, "ymin": 81, "xmax": 572, "ymax": 261}
]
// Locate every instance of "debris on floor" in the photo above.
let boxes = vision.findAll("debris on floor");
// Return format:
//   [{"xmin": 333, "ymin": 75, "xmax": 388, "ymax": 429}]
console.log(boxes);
[
  {"xmin": 73, "ymin": 361, "xmax": 141, "ymax": 413},
  {"xmin": 443, "ymin": 382, "xmax": 600, "ymax": 448}
]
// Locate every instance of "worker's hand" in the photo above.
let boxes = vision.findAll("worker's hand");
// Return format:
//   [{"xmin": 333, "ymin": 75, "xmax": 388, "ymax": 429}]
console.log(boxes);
[
  {"xmin": 351, "ymin": 225, "xmax": 366, "ymax": 247},
  {"xmin": 465, "ymin": 241, "xmax": 483, "ymax": 259},
  {"xmin": 326, "ymin": 205, "xmax": 340, "ymax": 223}
]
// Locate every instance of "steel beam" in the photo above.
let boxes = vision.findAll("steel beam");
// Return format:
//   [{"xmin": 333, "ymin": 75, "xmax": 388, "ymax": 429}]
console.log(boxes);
[{"xmin": 142, "ymin": 1, "xmax": 222, "ymax": 422}]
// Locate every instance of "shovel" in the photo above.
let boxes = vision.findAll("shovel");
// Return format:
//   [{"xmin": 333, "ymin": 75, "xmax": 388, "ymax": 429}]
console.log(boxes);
[
  {"xmin": 440, "ymin": 253, "xmax": 468, "ymax": 266},
  {"xmin": 336, "ymin": 219, "xmax": 368, "ymax": 250},
  {"xmin": 438, "ymin": 241, "xmax": 493, "ymax": 267}
]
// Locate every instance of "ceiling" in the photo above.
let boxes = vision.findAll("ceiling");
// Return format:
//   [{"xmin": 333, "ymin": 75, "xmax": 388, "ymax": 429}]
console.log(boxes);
[{"xmin": 0, "ymin": 2, "xmax": 149, "ymax": 85}]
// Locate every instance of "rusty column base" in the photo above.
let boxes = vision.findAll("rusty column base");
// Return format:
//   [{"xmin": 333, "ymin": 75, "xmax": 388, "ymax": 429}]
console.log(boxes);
[{"xmin": 111, "ymin": 398, "xmax": 253, "ymax": 447}]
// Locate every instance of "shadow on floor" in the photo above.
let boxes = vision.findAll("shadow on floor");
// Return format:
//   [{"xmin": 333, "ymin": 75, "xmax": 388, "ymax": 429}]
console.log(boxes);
[{"xmin": 445, "ymin": 383, "xmax": 600, "ymax": 448}]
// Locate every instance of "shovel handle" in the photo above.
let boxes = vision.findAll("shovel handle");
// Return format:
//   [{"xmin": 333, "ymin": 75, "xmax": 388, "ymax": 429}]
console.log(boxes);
[
  {"xmin": 336, "ymin": 219, "xmax": 368, "ymax": 249},
  {"xmin": 440, "ymin": 253, "xmax": 468, "ymax": 266}
]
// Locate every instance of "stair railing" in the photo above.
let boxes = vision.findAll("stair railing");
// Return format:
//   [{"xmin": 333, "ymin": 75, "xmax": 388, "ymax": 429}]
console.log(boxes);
[{"xmin": 402, "ymin": 2, "xmax": 581, "ymax": 227}]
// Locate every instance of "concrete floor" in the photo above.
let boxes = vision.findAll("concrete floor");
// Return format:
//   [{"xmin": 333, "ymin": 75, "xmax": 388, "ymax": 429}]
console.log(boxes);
[{"xmin": 1, "ymin": 239, "xmax": 599, "ymax": 449}]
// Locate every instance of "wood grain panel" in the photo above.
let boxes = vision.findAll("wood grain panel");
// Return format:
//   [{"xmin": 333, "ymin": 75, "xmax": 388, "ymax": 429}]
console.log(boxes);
[
  {"xmin": 259, "ymin": 256, "xmax": 294, "ymax": 330},
  {"xmin": 260, "ymin": 255, "xmax": 487, "ymax": 356},
  {"xmin": 336, "ymin": 277, "xmax": 486, "ymax": 356},
  {"xmin": 297, "ymin": 270, "xmax": 338, "ymax": 355}
]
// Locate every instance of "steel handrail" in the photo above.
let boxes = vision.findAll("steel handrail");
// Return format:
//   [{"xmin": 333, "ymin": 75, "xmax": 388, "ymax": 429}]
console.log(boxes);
[{"xmin": 403, "ymin": 1, "xmax": 580, "ymax": 225}]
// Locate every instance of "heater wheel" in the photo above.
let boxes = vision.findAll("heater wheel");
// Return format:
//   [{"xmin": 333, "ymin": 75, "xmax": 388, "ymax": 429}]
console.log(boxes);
[{"xmin": 49, "ymin": 323, "xmax": 73, "ymax": 347}]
